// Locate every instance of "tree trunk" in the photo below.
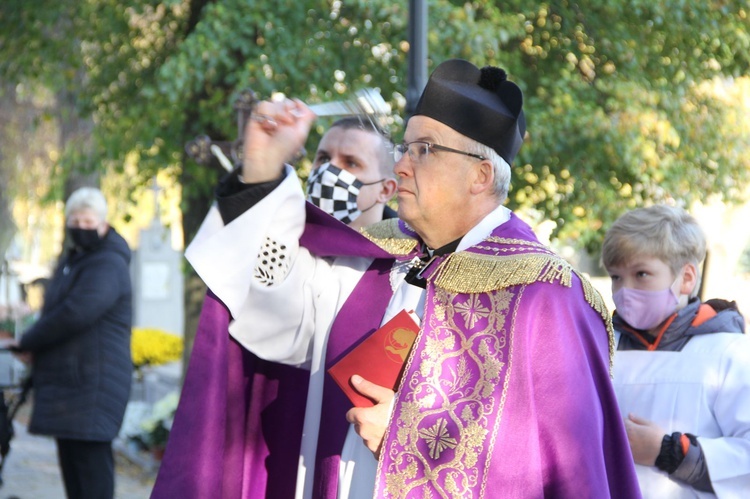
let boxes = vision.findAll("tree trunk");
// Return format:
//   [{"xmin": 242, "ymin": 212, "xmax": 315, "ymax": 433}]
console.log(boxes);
[
  {"xmin": 178, "ymin": 0, "xmax": 228, "ymax": 375},
  {"xmin": 55, "ymin": 84, "xmax": 98, "ymax": 200},
  {"xmin": 179, "ymin": 150, "xmax": 216, "ymax": 377},
  {"xmin": 0, "ymin": 84, "xmax": 19, "ymax": 258}
]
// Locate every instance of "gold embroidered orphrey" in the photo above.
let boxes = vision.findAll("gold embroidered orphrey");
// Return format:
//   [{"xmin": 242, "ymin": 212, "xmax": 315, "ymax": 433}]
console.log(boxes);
[{"xmin": 382, "ymin": 285, "xmax": 516, "ymax": 498}]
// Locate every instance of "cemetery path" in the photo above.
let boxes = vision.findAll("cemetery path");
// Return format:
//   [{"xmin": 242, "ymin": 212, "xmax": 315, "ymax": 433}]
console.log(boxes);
[{"xmin": 0, "ymin": 403, "xmax": 155, "ymax": 499}]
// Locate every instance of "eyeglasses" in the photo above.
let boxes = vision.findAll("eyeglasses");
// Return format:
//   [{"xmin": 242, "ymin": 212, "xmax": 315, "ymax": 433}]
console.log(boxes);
[{"xmin": 393, "ymin": 141, "xmax": 486, "ymax": 163}]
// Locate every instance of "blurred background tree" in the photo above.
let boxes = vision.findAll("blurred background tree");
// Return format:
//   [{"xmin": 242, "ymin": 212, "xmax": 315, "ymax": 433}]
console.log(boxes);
[{"xmin": 1, "ymin": 0, "xmax": 749, "ymax": 351}]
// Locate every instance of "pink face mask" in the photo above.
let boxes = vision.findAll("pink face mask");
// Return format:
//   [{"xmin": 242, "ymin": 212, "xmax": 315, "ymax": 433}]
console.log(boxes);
[{"xmin": 612, "ymin": 286, "xmax": 679, "ymax": 330}]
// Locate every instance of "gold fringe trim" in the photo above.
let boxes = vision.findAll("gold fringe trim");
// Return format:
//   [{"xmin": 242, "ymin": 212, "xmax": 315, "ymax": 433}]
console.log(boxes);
[
  {"xmin": 575, "ymin": 270, "xmax": 616, "ymax": 376},
  {"xmin": 433, "ymin": 252, "xmax": 573, "ymax": 293},
  {"xmin": 358, "ymin": 224, "xmax": 616, "ymax": 374},
  {"xmin": 433, "ymin": 251, "xmax": 616, "ymax": 375},
  {"xmin": 360, "ymin": 219, "xmax": 418, "ymax": 255}
]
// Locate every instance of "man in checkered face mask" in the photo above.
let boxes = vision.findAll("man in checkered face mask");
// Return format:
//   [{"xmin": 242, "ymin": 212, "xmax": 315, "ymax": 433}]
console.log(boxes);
[
  {"xmin": 305, "ymin": 117, "xmax": 397, "ymax": 228},
  {"xmin": 153, "ymin": 115, "xmax": 398, "ymax": 499}
]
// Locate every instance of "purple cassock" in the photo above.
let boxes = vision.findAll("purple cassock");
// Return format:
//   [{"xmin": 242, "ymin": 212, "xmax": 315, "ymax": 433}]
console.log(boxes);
[
  {"xmin": 152, "ymin": 205, "xmax": 641, "ymax": 498},
  {"xmin": 148, "ymin": 290, "xmax": 309, "ymax": 498}
]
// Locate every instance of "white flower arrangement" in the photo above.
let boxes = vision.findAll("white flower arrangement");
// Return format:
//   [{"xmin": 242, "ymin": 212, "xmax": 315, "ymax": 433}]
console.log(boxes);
[{"xmin": 128, "ymin": 391, "xmax": 180, "ymax": 451}]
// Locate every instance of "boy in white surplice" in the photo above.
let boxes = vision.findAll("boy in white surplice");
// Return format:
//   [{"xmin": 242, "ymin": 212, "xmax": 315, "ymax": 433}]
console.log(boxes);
[{"xmin": 603, "ymin": 204, "xmax": 750, "ymax": 498}]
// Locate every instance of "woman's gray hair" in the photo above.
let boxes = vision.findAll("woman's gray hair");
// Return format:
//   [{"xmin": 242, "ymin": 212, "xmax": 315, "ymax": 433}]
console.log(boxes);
[
  {"xmin": 65, "ymin": 187, "xmax": 108, "ymax": 222},
  {"xmin": 464, "ymin": 139, "xmax": 511, "ymax": 201}
]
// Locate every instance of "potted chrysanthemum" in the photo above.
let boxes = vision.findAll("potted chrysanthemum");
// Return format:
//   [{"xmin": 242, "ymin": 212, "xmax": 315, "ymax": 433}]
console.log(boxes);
[
  {"xmin": 130, "ymin": 327, "xmax": 183, "ymax": 376},
  {"xmin": 126, "ymin": 328, "xmax": 183, "ymax": 460}
]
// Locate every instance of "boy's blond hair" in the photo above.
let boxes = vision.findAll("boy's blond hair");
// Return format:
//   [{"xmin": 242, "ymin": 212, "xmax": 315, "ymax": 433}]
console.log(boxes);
[{"xmin": 601, "ymin": 205, "xmax": 706, "ymax": 295}]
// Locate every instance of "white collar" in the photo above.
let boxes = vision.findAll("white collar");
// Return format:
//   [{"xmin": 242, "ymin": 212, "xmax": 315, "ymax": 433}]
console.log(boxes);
[{"xmin": 456, "ymin": 204, "xmax": 511, "ymax": 252}]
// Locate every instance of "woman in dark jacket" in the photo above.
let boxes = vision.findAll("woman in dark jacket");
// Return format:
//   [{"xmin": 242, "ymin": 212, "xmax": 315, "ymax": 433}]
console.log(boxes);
[{"xmin": 15, "ymin": 187, "xmax": 133, "ymax": 499}]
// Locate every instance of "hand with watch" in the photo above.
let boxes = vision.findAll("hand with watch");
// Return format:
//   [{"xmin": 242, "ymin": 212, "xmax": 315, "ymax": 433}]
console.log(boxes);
[
  {"xmin": 655, "ymin": 432, "xmax": 696, "ymax": 474},
  {"xmin": 625, "ymin": 413, "xmax": 695, "ymax": 474}
]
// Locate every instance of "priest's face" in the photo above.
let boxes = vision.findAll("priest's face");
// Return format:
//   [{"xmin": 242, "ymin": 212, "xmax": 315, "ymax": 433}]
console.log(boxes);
[
  {"xmin": 395, "ymin": 116, "xmax": 487, "ymax": 247},
  {"xmin": 311, "ymin": 126, "xmax": 396, "ymax": 229}
]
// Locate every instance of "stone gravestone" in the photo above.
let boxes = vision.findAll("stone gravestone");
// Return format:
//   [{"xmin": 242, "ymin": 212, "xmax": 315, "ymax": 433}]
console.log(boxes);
[
  {"xmin": 131, "ymin": 222, "xmax": 184, "ymax": 341},
  {"xmin": 129, "ymin": 186, "xmax": 184, "ymax": 405}
]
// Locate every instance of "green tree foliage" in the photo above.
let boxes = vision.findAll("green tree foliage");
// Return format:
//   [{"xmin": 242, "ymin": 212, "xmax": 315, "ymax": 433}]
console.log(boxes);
[
  {"xmin": 502, "ymin": 0, "xmax": 750, "ymax": 250},
  {"xmin": 1, "ymin": 0, "xmax": 749, "ymax": 254}
]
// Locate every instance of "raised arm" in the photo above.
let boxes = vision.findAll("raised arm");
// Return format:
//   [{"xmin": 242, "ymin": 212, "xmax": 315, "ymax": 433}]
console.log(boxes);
[{"xmin": 241, "ymin": 97, "xmax": 316, "ymax": 183}]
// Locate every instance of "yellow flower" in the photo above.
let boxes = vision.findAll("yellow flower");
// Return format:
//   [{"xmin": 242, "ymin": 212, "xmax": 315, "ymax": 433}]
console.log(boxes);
[{"xmin": 131, "ymin": 327, "xmax": 183, "ymax": 368}]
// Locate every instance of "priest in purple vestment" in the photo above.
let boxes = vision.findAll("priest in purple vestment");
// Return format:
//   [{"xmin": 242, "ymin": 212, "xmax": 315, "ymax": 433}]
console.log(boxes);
[{"xmin": 153, "ymin": 59, "xmax": 641, "ymax": 499}]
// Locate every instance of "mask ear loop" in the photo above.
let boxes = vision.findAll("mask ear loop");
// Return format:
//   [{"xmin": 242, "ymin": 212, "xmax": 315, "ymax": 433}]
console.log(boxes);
[
  {"xmin": 674, "ymin": 263, "xmax": 698, "ymax": 300},
  {"xmin": 354, "ymin": 177, "xmax": 388, "ymax": 214},
  {"xmin": 359, "ymin": 178, "xmax": 386, "ymax": 186},
  {"xmin": 358, "ymin": 200, "xmax": 379, "ymax": 214}
]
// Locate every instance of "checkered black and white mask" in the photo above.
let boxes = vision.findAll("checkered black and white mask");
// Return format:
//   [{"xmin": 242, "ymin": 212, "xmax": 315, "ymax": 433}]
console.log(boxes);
[{"xmin": 306, "ymin": 162, "xmax": 382, "ymax": 224}]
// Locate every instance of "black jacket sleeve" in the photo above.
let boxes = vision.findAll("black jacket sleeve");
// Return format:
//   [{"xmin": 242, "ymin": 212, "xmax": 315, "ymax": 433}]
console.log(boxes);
[
  {"xmin": 672, "ymin": 439, "xmax": 714, "ymax": 493},
  {"xmin": 215, "ymin": 168, "xmax": 285, "ymax": 224},
  {"xmin": 19, "ymin": 252, "xmax": 129, "ymax": 352}
]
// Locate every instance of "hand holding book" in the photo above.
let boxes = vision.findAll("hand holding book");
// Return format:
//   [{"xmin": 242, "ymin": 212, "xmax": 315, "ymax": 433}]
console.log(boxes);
[{"xmin": 327, "ymin": 309, "xmax": 420, "ymax": 407}]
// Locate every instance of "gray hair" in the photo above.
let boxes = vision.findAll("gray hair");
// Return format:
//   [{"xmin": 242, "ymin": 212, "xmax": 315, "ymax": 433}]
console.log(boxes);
[
  {"xmin": 65, "ymin": 187, "xmax": 108, "ymax": 222},
  {"xmin": 463, "ymin": 139, "xmax": 511, "ymax": 201}
]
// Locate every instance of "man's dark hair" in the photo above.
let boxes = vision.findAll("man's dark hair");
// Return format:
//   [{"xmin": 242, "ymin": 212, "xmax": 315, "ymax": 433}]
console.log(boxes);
[
  {"xmin": 329, "ymin": 117, "xmax": 395, "ymax": 176},
  {"xmin": 330, "ymin": 116, "xmax": 390, "ymax": 139}
]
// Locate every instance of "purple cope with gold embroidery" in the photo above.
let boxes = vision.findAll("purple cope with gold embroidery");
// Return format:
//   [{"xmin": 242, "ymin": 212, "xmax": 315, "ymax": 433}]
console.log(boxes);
[
  {"xmin": 371, "ymin": 218, "xmax": 640, "ymax": 497},
  {"xmin": 152, "ymin": 204, "xmax": 641, "ymax": 498}
]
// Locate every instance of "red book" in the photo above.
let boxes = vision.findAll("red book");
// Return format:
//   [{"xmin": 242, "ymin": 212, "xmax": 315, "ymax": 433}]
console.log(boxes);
[{"xmin": 327, "ymin": 309, "xmax": 420, "ymax": 407}]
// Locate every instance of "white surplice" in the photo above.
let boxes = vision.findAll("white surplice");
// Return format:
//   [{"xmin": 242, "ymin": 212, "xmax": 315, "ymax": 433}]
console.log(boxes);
[{"xmin": 612, "ymin": 330, "xmax": 750, "ymax": 498}]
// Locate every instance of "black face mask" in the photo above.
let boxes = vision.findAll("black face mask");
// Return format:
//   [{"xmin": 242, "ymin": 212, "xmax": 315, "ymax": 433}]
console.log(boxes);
[{"xmin": 68, "ymin": 227, "xmax": 102, "ymax": 251}]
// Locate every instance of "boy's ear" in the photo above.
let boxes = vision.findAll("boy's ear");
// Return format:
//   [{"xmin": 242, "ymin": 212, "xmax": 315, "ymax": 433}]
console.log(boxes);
[{"xmin": 679, "ymin": 263, "xmax": 698, "ymax": 296}]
